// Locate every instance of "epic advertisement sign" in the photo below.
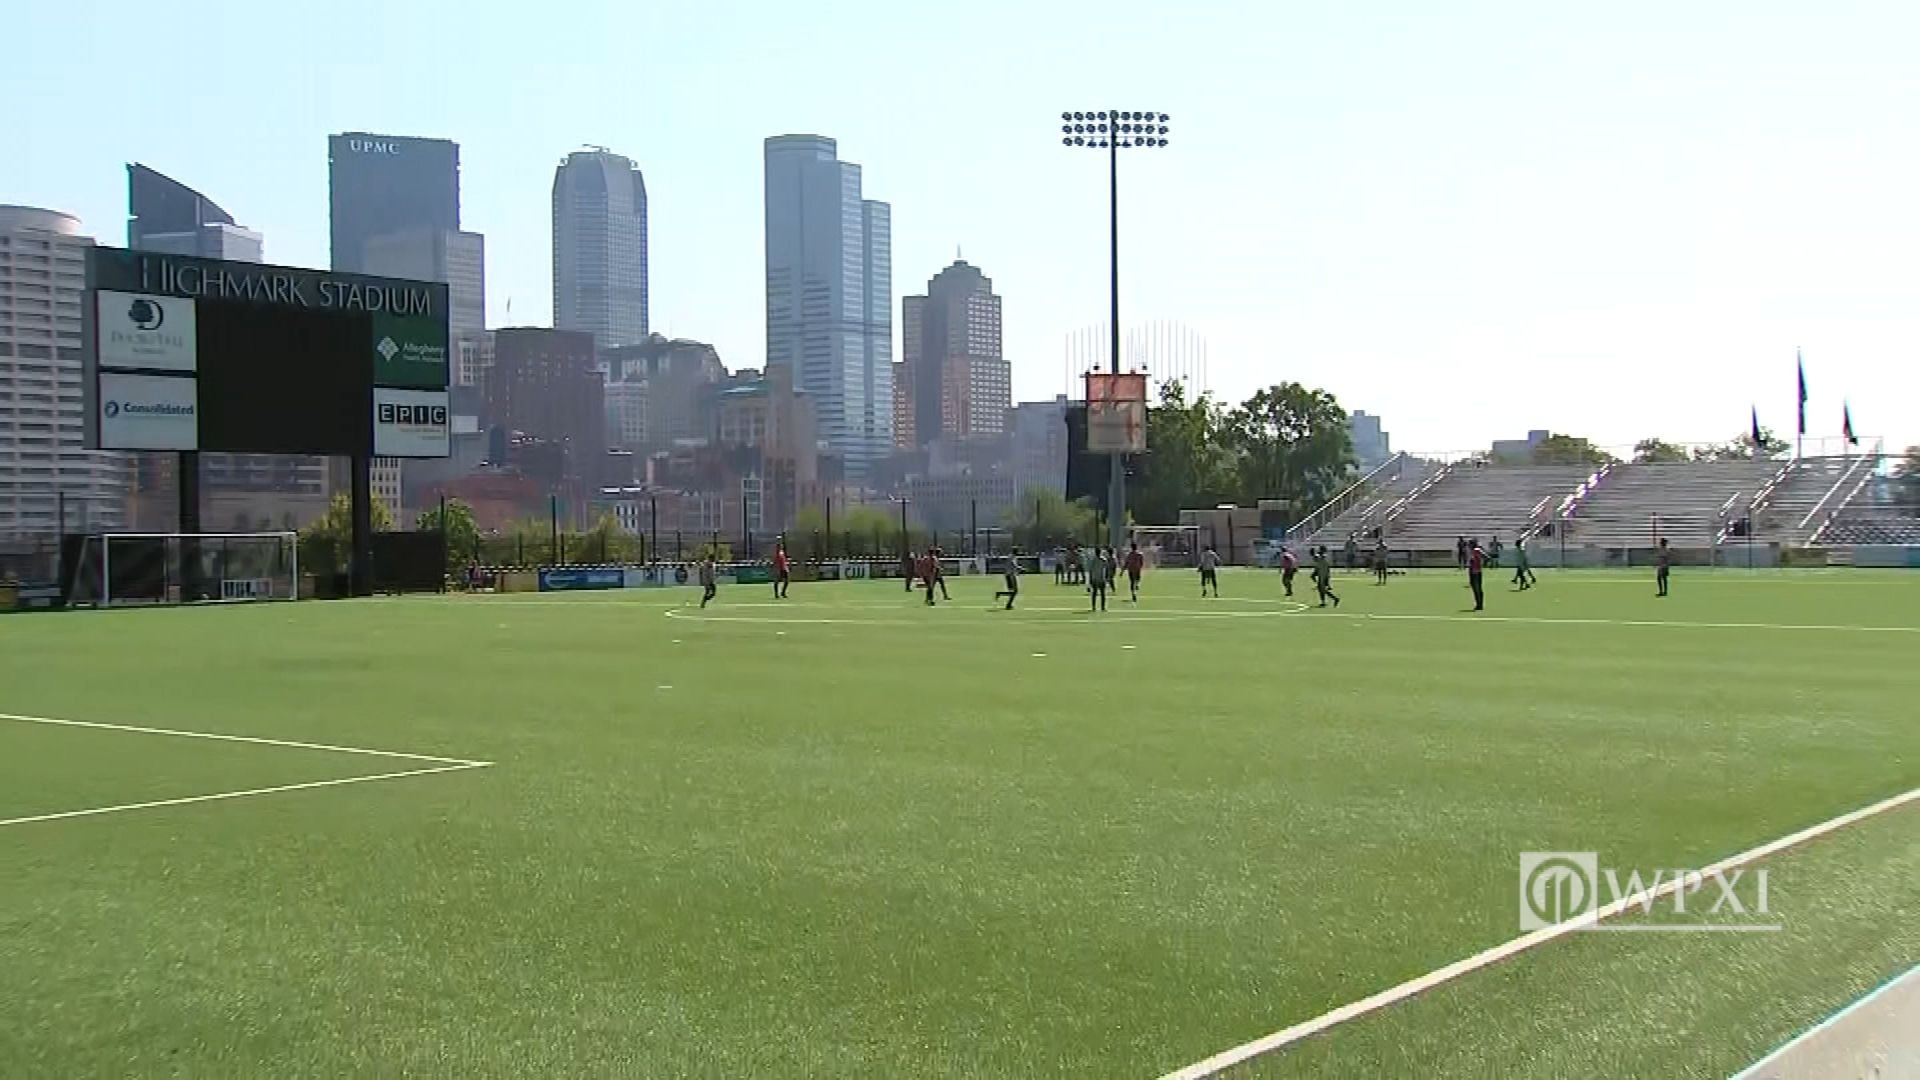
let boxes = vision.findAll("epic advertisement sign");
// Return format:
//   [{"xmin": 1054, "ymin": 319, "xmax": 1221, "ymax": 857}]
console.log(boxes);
[
  {"xmin": 97, "ymin": 373, "xmax": 197, "ymax": 450},
  {"xmin": 373, "ymin": 388, "xmax": 451, "ymax": 458}
]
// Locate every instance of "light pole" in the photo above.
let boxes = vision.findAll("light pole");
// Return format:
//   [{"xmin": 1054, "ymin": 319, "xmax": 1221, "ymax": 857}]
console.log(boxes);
[{"xmin": 1061, "ymin": 109, "xmax": 1169, "ymax": 551}]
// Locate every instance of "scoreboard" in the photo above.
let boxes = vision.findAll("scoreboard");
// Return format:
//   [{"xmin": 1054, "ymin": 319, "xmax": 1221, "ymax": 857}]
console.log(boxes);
[{"xmin": 85, "ymin": 248, "xmax": 450, "ymax": 458}]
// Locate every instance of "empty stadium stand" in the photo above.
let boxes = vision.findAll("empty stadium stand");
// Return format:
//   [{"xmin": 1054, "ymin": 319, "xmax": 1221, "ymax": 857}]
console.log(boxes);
[
  {"xmin": 1561, "ymin": 460, "xmax": 1780, "ymax": 547},
  {"xmin": 1380, "ymin": 464, "xmax": 1594, "ymax": 550}
]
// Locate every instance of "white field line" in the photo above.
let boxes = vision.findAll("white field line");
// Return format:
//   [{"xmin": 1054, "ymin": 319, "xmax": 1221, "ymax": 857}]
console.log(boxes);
[
  {"xmin": 0, "ymin": 713, "xmax": 491, "ymax": 767},
  {"xmin": 1159, "ymin": 783, "xmax": 1920, "ymax": 1080},
  {"xmin": 0, "ymin": 762, "xmax": 488, "ymax": 828}
]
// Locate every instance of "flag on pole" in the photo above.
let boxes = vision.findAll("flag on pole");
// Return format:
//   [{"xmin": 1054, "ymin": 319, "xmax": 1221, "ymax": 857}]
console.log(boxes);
[
  {"xmin": 1751, "ymin": 406, "xmax": 1763, "ymax": 449},
  {"xmin": 1843, "ymin": 402, "xmax": 1857, "ymax": 446},
  {"xmin": 1796, "ymin": 350, "xmax": 1807, "ymax": 436}
]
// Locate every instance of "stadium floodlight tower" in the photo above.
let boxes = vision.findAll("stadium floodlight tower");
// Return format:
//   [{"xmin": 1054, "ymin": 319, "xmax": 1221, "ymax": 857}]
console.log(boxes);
[{"xmin": 1061, "ymin": 109, "xmax": 1170, "ymax": 550}]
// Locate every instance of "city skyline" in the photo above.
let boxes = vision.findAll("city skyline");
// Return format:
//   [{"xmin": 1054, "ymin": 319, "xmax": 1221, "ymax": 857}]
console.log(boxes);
[{"xmin": 9, "ymin": 2, "xmax": 1918, "ymax": 454}]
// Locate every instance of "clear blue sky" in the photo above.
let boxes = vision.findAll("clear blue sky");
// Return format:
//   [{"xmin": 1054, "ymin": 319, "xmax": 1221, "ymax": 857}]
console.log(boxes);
[{"xmin": 9, "ymin": 1, "xmax": 1917, "ymax": 455}]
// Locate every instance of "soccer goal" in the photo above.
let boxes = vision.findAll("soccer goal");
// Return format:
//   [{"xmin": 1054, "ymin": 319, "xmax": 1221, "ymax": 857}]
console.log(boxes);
[{"xmin": 64, "ymin": 532, "xmax": 299, "ymax": 608}]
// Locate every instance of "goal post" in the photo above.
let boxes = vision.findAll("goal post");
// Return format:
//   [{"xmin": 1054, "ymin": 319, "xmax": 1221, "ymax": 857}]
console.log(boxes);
[{"xmin": 65, "ymin": 532, "xmax": 300, "ymax": 608}]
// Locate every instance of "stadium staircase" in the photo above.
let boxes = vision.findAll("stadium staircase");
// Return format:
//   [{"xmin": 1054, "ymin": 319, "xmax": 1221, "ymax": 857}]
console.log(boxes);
[
  {"xmin": 1562, "ymin": 460, "xmax": 1780, "ymax": 547},
  {"xmin": 1739, "ymin": 456, "xmax": 1862, "ymax": 542},
  {"xmin": 1379, "ymin": 464, "xmax": 1594, "ymax": 549},
  {"xmin": 1288, "ymin": 454, "xmax": 1438, "ymax": 549}
]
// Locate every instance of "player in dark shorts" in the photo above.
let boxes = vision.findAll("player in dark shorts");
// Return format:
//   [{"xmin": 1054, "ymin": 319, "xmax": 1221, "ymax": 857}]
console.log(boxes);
[
  {"xmin": 1656, "ymin": 537, "xmax": 1671, "ymax": 597},
  {"xmin": 1086, "ymin": 548, "xmax": 1109, "ymax": 611},
  {"xmin": 1198, "ymin": 545, "xmax": 1220, "ymax": 597},
  {"xmin": 698, "ymin": 555, "xmax": 718, "ymax": 608},
  {"xmin": 1467, "ymin": 538, "xmax": 1486, "ymax": 611},
  {"xmin": 929, "ymin": 544, "xmax": 951, "ymax": 600},
  {"xmin": 772, "ymin": 543, "xmax": 791, "ymax": 599},
  {"xmin": 1373, "ymin": 538, "xmax": 1389, "ymax": 584},
  {"xmin": 1280, "ymin": 546, "xmax": 1298, "ymax": 596},
  {"xmin": 995, "ymin": 552, "xmax": 1021, "ymax": 610},
  {"xmin": 918, "ymin": 550, "xmax": 939, "ymax": 605},
  {"xmin": 1313, "ymin": 546, "xmax": 1341, "ymax": 608},
  {"xmin": 1124, "ymin": 543, "xmax": 1145, "ymax": 602}
]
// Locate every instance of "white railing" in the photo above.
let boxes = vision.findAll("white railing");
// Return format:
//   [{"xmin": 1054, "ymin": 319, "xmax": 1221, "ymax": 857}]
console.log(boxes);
[
  {"xmin": 1285, "ymin": 452, "xmax": 1407, "ymax": 544},
  {"xmin": 1378, "ymin": 460, "xmax": 1458, "ymax": 531},
  {"xmin": 1810, "ymin": 440, "xmax": 1886, "ymax": 544}
]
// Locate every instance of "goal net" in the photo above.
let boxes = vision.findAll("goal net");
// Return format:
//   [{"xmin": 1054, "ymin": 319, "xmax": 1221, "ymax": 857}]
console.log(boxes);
[{"xmin": 64, "ymin": 532, "xmax": 299, "ymax": 608}]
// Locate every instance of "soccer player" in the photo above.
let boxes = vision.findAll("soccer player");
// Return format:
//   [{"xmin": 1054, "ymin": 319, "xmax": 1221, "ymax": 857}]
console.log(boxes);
[
  {"xmin": 1512, "ymin": 536, "xmax": 1536, "ymax": 590},
  {"xmin": 1455, "ymin": 535, "xmax": 1468, "ymax": 569},
  {"xmin": 1373, "ymin": 538, "xmax": 1389, "ymax": 584},
  {"xmin": 1467, "ymin": 538, "xmax": 1486, "ymax": 610},
  {"xmin": 930, "ymin": 544, "xmax": 951, "ymax": 600},
  {"xmin": 918, "ymin": 548, "xmax": 940, "ymax": 606},
  {"xmin": 1104, "ymin": 547, "xmax": 1120, "ymax": 593},
  {"xmin": 1656, "ymin": 537, "xmax": 1672, "ymax": 597},
  {"xmin": 1124, "ymin": 543, "xmax": 1145, "ymax": 602},
  {"xmin": 1086, "ymin": 546, "xmax": 1109, "ymax": 612},
  {"xmin": 1198, "ymin": 545, "xmax": 1221, "ymax": 598},
  {"xmin": 1344, "ymin": 534, "xmax": 1360, "ymax": 572},
  {"xmin": 1279, "ymin": 545, "xmax": 1298, "ymax": 597},
  {"xmin": 698, "ymin": 555, "xmax": 718, "ymax": 608},
  {"xmin": 1313, "ymin": 546, "xmax": 1341, "ymax": 608},
  {"xmin": 995, "ymin": 551, "xmax": 1021, "ymax": 610},
  {"xmin": 1489, "ymin": 534, "xmax": 1504, "ymax": 568},
  {"xmin": 772, "ymin": 543, "xmax": 791, "ymax": 599}
]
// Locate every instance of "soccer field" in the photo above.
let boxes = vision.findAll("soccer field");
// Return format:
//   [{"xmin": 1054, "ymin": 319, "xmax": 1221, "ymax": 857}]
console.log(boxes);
[{"xmin": 3, "ymin": 568, "xmax": 1917, "ymax": 1077}]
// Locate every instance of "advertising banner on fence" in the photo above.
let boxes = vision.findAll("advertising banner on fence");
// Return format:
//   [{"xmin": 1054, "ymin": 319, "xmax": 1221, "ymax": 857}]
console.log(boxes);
[
  {"xmin": 838, "ymin": 561, "xmax": 871, "ymax": 580},
  {"xmin": 538, "ymin": 567, "xmax": 626, "ymax": 591},
  {"xmin": 733, "ymin": 566, "xmax": 773, "ymax": 585},
  {"xmin": 623, "ymin": 566, "xmax": 673, "ymax": 588}
]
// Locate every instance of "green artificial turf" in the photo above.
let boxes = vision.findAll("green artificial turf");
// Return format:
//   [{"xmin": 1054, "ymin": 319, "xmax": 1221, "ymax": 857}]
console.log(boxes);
[{"xmin": 0, "ymin": 567, "xmax": 1915, "ymax": 1078}]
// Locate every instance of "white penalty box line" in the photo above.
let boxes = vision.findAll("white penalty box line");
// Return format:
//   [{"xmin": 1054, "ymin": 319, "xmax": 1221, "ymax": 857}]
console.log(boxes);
[
  {"xmin": 1161, "ymin": 782, "xmax": 1920, "ymax": 1080},
  {"xmin": 0, "ymin": 712, "xmax": 492, "ymax": 828}
]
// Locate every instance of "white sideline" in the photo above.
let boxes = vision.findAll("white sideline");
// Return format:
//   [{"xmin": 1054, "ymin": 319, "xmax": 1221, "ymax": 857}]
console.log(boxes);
[
  {"xmin": 0, "ymin": 763, "xmax": 486, "ymax": 827},
  {"xmin": 1159, "ymin": 783, "xmax": 1920, "ymax": 1080},
  {"xmin": 0, "ymin": 712, "xmax": 492, "ymax": 767}
]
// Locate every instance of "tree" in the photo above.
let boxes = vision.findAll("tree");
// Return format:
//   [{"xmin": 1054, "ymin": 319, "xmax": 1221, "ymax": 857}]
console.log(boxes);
[
  {"xmin": 1632, "ymin": 438, "xmax": 1689, "ymax": 464},
  {"xmin": 1693, "ymin": 427, "xmax": 1790, "ymax": 461},
  {"xmin": 416, "ymin": 499, "xmax": 481, "ymax": 571},
  {"xmin": 1129, "ymin": 378, "xmax": 1233, "ymax": 524},
  {"xmin": 1221, "ymin": 383, "xmax": 1355, "ymax": 510},
  {"xmin": 575, "ymin": 512, "xmax": 643, "ymax": 563},
  {"xmin": 1006, "ymin": 488, "xmax": 1098, "ymax": 550},
  {"xmin": 1896, "ymin": 446, "xmax": 1920, "ymax": 517},
  {"xmin": 1530, "ymin": 434, "xmax": 1615, "ymax": 467},
  {"xmin": 298, "ymin": 493, "xmax": 394, "ymax": 576}
]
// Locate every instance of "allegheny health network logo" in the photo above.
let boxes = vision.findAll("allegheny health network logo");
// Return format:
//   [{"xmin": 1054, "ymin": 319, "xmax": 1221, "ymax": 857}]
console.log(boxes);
[
  {"xmin": 127, "ymin": 297, "xmax": 164, "ymax": 331},
  {"xmin": 376, "ymin": 337, "xmax": 400, "ymax": 362}
]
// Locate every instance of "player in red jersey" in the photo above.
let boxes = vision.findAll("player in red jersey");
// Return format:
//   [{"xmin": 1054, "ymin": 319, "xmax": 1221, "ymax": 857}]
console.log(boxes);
[
  {"xmin": 1279, "ymin": 546, "xmax": 1299, "ymax": 597},
  {"xmin": 771, "ymin": 544, "xmax": 791, "ymax": 599},
  {"xmin": 918, "ymin": 549, "xmax": 940, "ymax": 606},
  {"xmin": 1123, "ymin": 543, "xmax": 1145, "ymax": 602},
  {"xmin": 1467, "ymin": 537, "xmax": 1486, "ymax": 611}
]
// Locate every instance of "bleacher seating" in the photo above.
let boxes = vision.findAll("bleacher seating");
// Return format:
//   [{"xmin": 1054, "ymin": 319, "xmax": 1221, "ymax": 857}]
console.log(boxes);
[
  {"xmin": 1814, "ymin": 514, "xmax": 1920, "ymax": 545},
  {"xmin": 1300, "ymin": 459, "xmax": 1440, "ymax": 548},
  {"xmin": 1561, "ymin": 460, "xmax": 1780, "ymax": 547},
  {"xmin": 1749, "ymin": 457, "xmax": 1866, "ymax": 543},
  {"xmin": 1382, "ymin": 465, "xmax": 1593, "ymax": 550}
]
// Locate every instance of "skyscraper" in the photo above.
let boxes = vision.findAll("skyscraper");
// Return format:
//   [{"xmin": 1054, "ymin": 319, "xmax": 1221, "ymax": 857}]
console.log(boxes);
[
  {"xmin": 327, "ymin": 133, "xmax": 460, "ymax": 273},
  {"xmin": 329, "ymin": 132, "xmax": 464, "ymax": 524},
  {"xmin": 127, "ymin": 164, "xmax": 263, "ymax": 261},
  {"xmin": 552, "ymin": 148, "xmax": 649, "ymax": 349},
  {"xmin": 0, "ymin": 206, "xmax": 128, "ymax": 535},
  {"xmin": 901, "ymin": 258, "xmax": 1006, "ymax": 446},
  {"xmin": 763, "ymin": 135, "xmax": 891, "ymax": 479}
]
